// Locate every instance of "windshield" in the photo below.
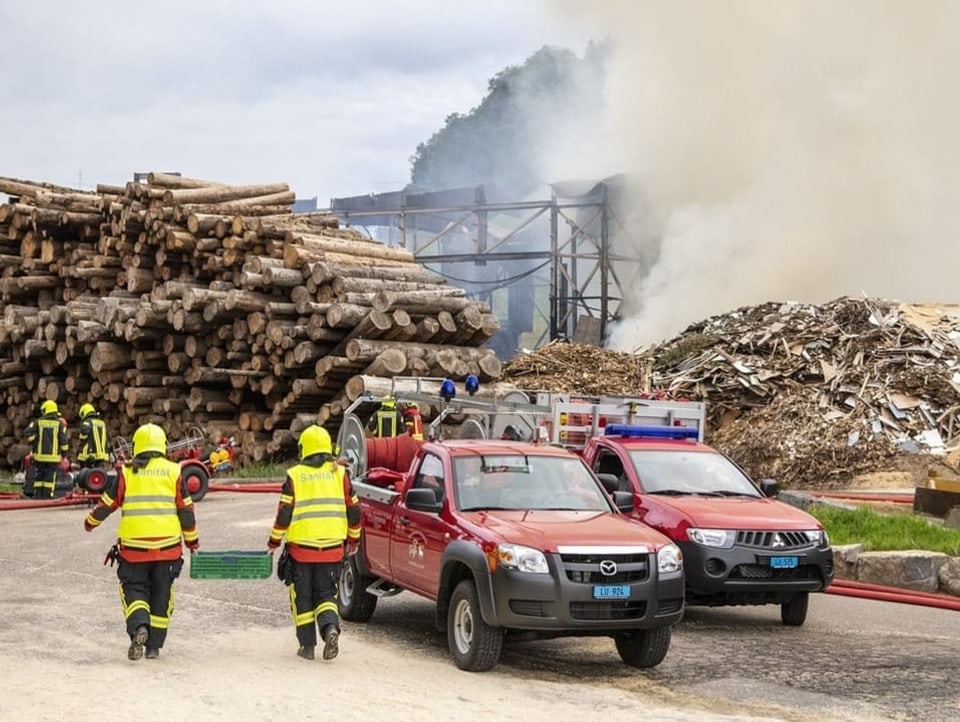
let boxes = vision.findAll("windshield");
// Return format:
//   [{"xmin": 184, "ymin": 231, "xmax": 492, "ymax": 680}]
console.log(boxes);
[
  {"xmin": 454, "ymin": 454, "xmax": 612, "ymax": 511},
  {"xmin": 627, "ymin": 449, "xmax": 762, "ymax": 497}
]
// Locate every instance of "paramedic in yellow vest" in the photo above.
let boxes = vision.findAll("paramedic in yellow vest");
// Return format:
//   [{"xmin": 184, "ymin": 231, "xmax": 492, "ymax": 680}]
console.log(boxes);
[
  {"xmin": 77, "ymin": 402, "xmax": 110, "ymax": 468},
  {"xmin": 268, "ymin": 424, "xmax": 361, "ymax": 661},
  {"xmin": 367, "ymin": 395, "xmax": 405, "ymax": 438},
  {"xmin": 84, "ymin": 423, "xmax": 199, "ymax": 661},
  {"xmin": 24, "ymin": 400, "xmax": 68, "ymax": 499}
]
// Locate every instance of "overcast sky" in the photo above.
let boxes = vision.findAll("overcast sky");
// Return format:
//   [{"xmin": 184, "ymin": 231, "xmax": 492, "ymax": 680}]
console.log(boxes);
[{"xmin": 0, "ymin": 0, "xmax": 594, "ymax": 204}]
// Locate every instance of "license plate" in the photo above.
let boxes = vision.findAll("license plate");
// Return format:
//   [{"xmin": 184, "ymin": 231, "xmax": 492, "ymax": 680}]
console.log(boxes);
[
  {"xmin": 770, "ymin": 556, "xmax": 798, "ymax": 569},
  {"xmin": 593, "ymin": 585, "xmax": 630, "ymax": 599}
]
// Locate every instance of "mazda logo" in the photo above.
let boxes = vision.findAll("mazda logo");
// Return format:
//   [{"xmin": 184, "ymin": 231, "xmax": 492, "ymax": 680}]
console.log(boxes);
[{"xmin": 599, "ymin": 560, "xmax": 618, "ymax": 576}]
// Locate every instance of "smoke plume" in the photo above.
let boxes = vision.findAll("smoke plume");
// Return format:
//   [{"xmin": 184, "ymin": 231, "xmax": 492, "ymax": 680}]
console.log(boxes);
[{"xmin": 552, "ymin": 1, "xmax": 960, "ymax": 350}]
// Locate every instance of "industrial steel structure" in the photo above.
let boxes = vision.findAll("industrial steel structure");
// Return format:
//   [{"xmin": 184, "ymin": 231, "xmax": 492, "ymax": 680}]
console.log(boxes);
[{"xmin": 328, "ymin": 176, "xmax": 638, "ymax": 355}]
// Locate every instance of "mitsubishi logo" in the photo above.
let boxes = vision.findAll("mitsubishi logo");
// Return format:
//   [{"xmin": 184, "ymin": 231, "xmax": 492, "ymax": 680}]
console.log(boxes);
[
  {"xmin": 771, "ymin": 533, "xmax": 785, "ymax": 548},
  {"xmin": 599, "ymin": 560, "xmax": 618, "ymax": 576}
]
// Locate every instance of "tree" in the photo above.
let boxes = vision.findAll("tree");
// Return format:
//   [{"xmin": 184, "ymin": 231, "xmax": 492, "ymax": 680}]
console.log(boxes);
[{"xmin": 408, "ymin": 44, "xmax": 608, "ymax": 197}]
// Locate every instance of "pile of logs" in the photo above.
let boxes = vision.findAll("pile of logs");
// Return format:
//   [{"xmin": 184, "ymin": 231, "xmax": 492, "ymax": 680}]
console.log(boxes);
[{"xmin": 0, "ymin": 173, "xmax": 508, "ymax": 467}]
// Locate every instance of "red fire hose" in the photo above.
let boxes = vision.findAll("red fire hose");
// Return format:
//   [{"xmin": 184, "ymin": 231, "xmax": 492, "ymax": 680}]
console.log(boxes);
[
  {"xmin": 208, "ymin": 482, "xmax": 282, "ymax": 493},
  {"xmin": 0, "ymin": 493, "xmax": 98, "ymax": 510},
  {"xmin": 826, "ymin": 578, "xmax": 960, "ymax": 611}
]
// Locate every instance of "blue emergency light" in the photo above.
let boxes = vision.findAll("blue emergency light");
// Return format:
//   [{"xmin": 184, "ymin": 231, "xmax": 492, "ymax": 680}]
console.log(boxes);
[
  {"xmin": 465, "ymin": 374, "xmax": 480, "ymax": 395},
  {"xmin": 603, "ymin": 424, "xmax": 699, "ymax": 440},
  {"xmin": 440, "ymin": 378, "xmax": 457, "ymax": 401}
]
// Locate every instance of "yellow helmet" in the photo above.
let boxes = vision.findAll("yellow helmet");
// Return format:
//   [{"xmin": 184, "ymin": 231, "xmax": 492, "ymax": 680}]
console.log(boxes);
[
  {"xmin": 298, "ymin": 424, "xmax": 332, "ymax": 459},
  {"xmin": 132, "ymin": 423, "xmax": 167, "ymax": 456},
  {"xmin": 40, "ymin": 400, "xmax": 58, "ymax": 415},
  {"xmin": 381, "ymin": 396, "xmax": 397, "ymax": 409},
  {"xmin": 79, "ymin": 403, "xmax": 96, "ymax": 419}
]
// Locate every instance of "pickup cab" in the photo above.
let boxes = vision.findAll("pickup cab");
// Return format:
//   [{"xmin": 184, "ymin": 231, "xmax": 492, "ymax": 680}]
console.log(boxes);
[
  {"xmin": 338, "ymin": 436, "xmax": 685, "ymax": 672},
  {"xmin": 566, "ymin": 406, "xmax": 834, "ymax": 626}
]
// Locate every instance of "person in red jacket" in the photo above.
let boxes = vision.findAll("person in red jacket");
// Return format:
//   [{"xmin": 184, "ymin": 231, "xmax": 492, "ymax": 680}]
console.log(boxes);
[
  {"xmin": 268, "ymin": 424, "xmax": 361, "ymax": 661},
  {"xmin": 84, "ymin": 423, "xmax": 199, "ymax": 661}
]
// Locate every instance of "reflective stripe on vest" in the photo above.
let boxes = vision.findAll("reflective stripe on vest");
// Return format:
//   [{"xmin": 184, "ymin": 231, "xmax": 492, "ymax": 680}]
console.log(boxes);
[
  {"xmin": 375, "ymin": 410, "xmax": 401, "ymax": 437},
  {"xmin": 118, "ymin": 458, "xmax": 182, "ymax": 549},
  {"xmin": 33, "ymin": 417, "xmax": 63, "ymax": 463},
  {"xmin": 79, "ymin": 417, "xmax": 110, "ymax": 462},
  {"xmin": 287, "ymin": 463, "xmax": 348, "ymax": 546}
]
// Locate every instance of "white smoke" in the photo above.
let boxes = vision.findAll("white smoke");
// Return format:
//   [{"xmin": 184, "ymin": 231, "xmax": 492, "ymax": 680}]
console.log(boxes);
[{"xmin": 550, "ymin": 1, "xmax": 960, "ymax": 350}]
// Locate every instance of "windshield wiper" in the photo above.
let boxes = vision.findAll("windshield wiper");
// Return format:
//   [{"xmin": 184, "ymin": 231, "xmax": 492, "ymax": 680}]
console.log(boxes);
[
  {"xmin": 648, "ymin": 488, "xmax": 696, "ymax": 496},
  {"xmin": 697, "ymin": 490, "xmax": 758, "ymax": 497}
]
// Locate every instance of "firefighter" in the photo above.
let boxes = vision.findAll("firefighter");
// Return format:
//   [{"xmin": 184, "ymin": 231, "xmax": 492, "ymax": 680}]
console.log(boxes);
[
  {"xmin": 77, "ymin": 402, "xmax": 110, "ymax": 468},
  {"xmin": 24, "ymin": 400, "xmax": 68, "ymax": 499},
  {"xmin": 83, "ymin": 423, "xmax": 200, "ymax": 661},
  {"xmin": 401, "ymin": 402, "xmax": 424, "ymax": 440},
  {"xmin": 268, "ymin": 424, "xmax": 361, "ymax": 661},
  {"xmin": 366, "ymin": 395, "xmax": 405, "ymax": 438}
]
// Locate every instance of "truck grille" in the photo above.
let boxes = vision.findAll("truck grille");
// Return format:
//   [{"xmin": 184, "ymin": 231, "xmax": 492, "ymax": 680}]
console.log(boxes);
[
  {"xmin": 509, "ymin": 600, "xmax": 546, "ymax": 617},
  {"xmin": 731, "ymin": 564, "xmax": 820, "ymax": 580},
  {"xmin": 570, "ymin": 600, "xmax": 647, "ymax": 621},
  {"xmin": 559, "ymin": 552, "xmax": 650, "ymax": 584},
  {"xmin": 736, "ymin": 530, "xmax": 811, "ymax": 550}
]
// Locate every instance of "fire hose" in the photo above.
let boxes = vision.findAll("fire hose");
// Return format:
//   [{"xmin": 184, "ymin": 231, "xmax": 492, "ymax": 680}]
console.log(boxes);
[{"xmin": 826, "ymin": 578, "xmax": 960, "ymax": 611}]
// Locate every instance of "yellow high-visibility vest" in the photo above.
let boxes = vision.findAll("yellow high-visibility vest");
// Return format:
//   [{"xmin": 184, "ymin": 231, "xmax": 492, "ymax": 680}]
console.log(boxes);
[
  {"xmin": 118, "ymin": 458, "xmax": 182, "ymax": 549},
  {"xmin": 79, "ymin": 417, "xmax": 110, "ymax": 462},
  {"xmin": 33, "ymin": 417, "xmax": 65, "ymax": 463},
  {"xmin": 287, "ymin": 463, "xmax": 348, "ymax": 547}
]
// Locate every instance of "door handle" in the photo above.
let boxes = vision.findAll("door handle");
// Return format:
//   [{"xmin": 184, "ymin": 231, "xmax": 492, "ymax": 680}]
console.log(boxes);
[{"xmin": 398, "ymin": 516, "xmax": 411, "ymax": 526}]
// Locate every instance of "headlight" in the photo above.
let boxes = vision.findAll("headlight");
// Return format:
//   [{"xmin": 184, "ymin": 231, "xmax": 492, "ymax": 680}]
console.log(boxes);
[
  {"xmin": 658, "ymin": 543, "xmax": 683, "ymax": 574},
  {"xmin": 497, "ymin": 544, "xmax": 549, "ymax": 574},
  {"xmin": 804, "ymin": 529, "xmax": 829, "ymax": 548},
  {"xmin": 687, "ymin": 528, "xmax": 736, "ymax": 549}
]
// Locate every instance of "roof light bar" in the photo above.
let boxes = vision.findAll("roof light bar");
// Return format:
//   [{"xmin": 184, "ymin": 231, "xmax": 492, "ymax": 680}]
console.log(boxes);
[{"xmin": 603, "ymin": 424, "xmax": 699, "ymax": 440}]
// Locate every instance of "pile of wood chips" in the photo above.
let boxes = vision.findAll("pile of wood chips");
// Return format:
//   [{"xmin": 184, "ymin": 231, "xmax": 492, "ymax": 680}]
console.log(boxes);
[{"xmin": 502, "ymin": 297, "xmax": 960, "ymax": 490}]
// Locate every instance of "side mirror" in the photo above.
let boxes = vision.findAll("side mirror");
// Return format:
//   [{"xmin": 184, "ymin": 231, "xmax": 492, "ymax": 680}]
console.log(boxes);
[
  {"xmin": 612, "ymin": 490, "xmax": 634, "ymax": 512},
  {"xmin": 760, "ymin": 479, "xmax": 779, "ymax": 497},
  {"xmin": 596, "ymin": 473, "xmax": 619, "ymax": 495},
  {"xmin": 405, "ymin": 487, "xmax": 442, "ymax": 513}
]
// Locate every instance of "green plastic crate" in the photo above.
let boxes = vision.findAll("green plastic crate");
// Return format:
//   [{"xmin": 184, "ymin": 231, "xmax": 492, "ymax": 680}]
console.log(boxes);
[{"xmin": 189, "ymin": 550, "xmax": 273, "ymax": 580}]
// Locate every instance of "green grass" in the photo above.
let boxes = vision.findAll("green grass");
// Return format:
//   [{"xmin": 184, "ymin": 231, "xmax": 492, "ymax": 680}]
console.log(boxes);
[
  {"xmin": 809, "ymin": 503, "xmax": 960, "ymax": 556},
  {"xmin": 230, "ymin": 461, "xmax": 287, "ymax": 479},
  {"xmin": 0, "ymin": 469, "xmax": 17, "ymax": 493}
]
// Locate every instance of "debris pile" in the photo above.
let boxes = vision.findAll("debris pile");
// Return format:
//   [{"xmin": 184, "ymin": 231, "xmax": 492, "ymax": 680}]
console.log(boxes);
[{"xmin": 502, "ymin": 297, "xmax": 960, "ymax": 489}]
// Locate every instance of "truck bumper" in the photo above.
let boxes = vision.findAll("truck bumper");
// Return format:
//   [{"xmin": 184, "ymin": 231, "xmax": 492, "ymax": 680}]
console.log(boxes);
[
  {"xmin": 489, "ymin": 562, "xmax": 684, "ymax": 632},
  {"xmin": 679, "ymin": 541, "xmax": 835, "ymax": 606}
]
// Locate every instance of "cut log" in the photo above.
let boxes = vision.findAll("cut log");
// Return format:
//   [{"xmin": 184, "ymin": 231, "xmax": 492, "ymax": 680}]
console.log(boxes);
[
  {"xmin": 373, "ymin": 290, "xmax": 489, "ymax": 315},
  {"xmin": 90, "ymin": 342, "xmax": 131, "ymax": 373},
  {"xmin": 363, "ymin": 349, "xmax": 408, "ymax": 377},
  {"xmin": 345, "ymin": 375, "xmax": 519, "ymax": 402},
  {"xmin": 308, "ymin": 261, "xmax": 444, "ymax": 286},
  {"xmin": 162, "ymin": 183, "xmax": 290, "ymax": 205}
]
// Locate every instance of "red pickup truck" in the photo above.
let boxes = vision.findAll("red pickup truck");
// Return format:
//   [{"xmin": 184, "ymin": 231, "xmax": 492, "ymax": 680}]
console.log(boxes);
[
  {"xmin": 543, "ymin": 397, "xmax": 834, "ymax": 626},
  {"xmin": 338, "ymin": 435, "xmax": 685, "ymax": 672}
]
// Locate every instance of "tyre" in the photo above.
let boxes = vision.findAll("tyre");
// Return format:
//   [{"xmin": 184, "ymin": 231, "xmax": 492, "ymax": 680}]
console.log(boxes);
[
  {"xmin": 447, "ymin": 579, "xmax": 503, "ymax": 672},
  {"xmin": 79, "ymin": 469, "xmax": 108, "ymax": 494},
  {"xmin": 338, "ymin": 554, "xmax": 378, "ymax": 622},
  {"xmin": 781, "ymin": 591, "xmax": 809, "ymax": 626},
  {"xmin": 181, "ymin": 463, "xmax": 210, "ymax": 502},
  {"xmin": 614, "ymin": 625, "xmax": 672, "ymax": 668}
]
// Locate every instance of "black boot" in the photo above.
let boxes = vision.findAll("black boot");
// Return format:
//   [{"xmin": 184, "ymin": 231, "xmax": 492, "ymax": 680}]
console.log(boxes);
[
  {"xmin": 321, "ymin": 625, "xmax": 339, "ymax": 661},
  {"xmin": 128, "ymin": 626, "xmax": 148, "ymax": 661}
]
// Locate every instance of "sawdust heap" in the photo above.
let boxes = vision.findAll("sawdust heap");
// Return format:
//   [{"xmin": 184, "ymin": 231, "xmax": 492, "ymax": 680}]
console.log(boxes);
[{"xmin": 502, "ymin": 297, "xmax": 960, "ymax": 490}]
